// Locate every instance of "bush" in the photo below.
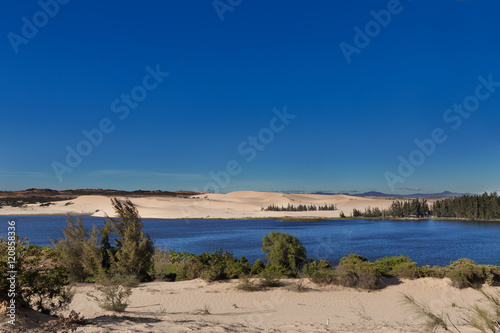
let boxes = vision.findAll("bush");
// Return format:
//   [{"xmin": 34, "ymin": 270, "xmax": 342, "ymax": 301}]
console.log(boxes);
[
  {"xmin": 175, "ymin": 258, "xmax": 205, "ymax": 281},
  {"xmin": 236, "ymin": 276, "xmax": 260, "ymax": 292},
  {"xmin": 335, "ymin": 254, "xmax": 380, "ymax": 290},
  {"xmin": 87, "ymin": 274, "xmax": 133, "ymax": 312},
  {"xmin": 261, "ymin": 231, "xmax": 306, "ymax": 276},
  {"xmin": 52, "ymin": 216, "xmax": 102, "ymax": 282},
  {"xmin": 259, "ymin": 269, "xmax": 282, "ymax": 288},
  {"xmin": 420, "ymin": 265, "xmax": 446, "ymax": 278},
  {"xmin": 251, "ymin": 259, "xmax": 266, "ymax": 275},
  {"xmin": 108, "ymin": 198, "xmax": 155, "ymax": 281},
  {"xmin": 310, "ymin": 268, "xmax": 336, "ymax": 285},
  {"xmin": 374, "ymin": 255, "xmax": 420, "ymax": 279},
  {"xmin": 0, "ymin": 237, "xmax": 74, "ymax": 315},
  {"xmin": 173, "ymin": 249, "xmax": 250, "ymax": 282},
  {"xmin": 445, "ymin": 258, "xmax": 486, "ymax": 288},
  {"xmin": 151, "ymin": 246, "xmax": 176, "ymax": 281}
]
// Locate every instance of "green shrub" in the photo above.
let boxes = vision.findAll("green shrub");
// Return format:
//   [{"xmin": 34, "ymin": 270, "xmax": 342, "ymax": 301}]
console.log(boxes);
[
  {"xmin": 445, "ymin": 258, "xmax": 486, "ymax": 288},
  {"xmin": 87, "ymin": 274, "xmax": 133, "ymax": 312},
  {"xmin": 175, "ymin": 258, "xmax": 205, "ymax": 281},
  {"xmin": 374, "ymin": 255, "xmax": 420, "ymax": 279},
  {"xmin": 108, "ymin": 198, "xmax": 155, "ymax": 281},
  {"xmin": 339, "ymin": 254, "xmax": 369, "ymax": 265},
  {"xmin": 420, "ymin": 265, "xmax": 446, "ymax": 278},
  {"xmin": 335, "ymin": 254, "xmax": 380, "ymax": 290},
  {"xmin": 261, "ymin": 231, "xmax": 306, "ymax": 276},
  {"xmin": 310, "ymin": 268, "xmax": 337, "ymax": 285},
  {"xmin": 481, "ymin": 265, "xmax": 500, "ymax": 286},
  {"xmin": 0, "ymin": 237, "xmax": 74, "ymax": 315},
  {"xmin": 251, "ymin": 259, "xmax": 266, "ymax": 275},
  {"xmin": 236, "ymin": 276, "xmax": 260, "ymax": 291},
  {"xmin": 390, "ymin": 262, "xmax": 421, "ymax": 279},
  {"xmin": 259, "ymin": 269, "xmax": 282, "ymax": 287},
  {"xmin": 174, "ymin": 249, "xmax": 250, "ymax": 282}
]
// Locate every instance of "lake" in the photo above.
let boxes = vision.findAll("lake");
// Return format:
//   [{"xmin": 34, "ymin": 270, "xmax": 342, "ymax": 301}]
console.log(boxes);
[{"xmin": 2, "ymin": 215, "xmax": 500, "ymax": 266}]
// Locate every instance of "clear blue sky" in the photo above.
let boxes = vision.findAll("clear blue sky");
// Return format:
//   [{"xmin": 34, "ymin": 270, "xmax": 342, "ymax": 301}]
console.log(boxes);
[{"xmin": 1, "ymin": 0, "xmax": 500, "ymax": 194}]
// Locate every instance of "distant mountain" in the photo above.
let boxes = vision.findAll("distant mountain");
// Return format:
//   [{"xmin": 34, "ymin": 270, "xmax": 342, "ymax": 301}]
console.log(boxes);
[{"xmin": 311, "ymin": 191, "xmax": 467, "ymax": 198}]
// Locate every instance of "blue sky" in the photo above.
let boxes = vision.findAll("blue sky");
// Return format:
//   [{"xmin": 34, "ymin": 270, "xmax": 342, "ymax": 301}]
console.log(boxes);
[{"xmin": 1, "ymin": 0, "xmax": 500, "ymax": 194}]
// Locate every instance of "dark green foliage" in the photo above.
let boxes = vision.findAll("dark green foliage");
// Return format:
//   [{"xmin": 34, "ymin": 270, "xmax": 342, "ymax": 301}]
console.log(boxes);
[
  {"xmin": 420, "ymin": 265, "xmax": 446, "ymax": 278},
  {"xmin": 307, "ymin": 259, "xmax": 336, "ymax": 285},
  {"xmin": 107, "ymin": 198, "xmax": 155, "ymax": 281},
  {"xmin": 433, "ymin": 192, "xmax": 500, "ymax": 220},
  {"xmin": 251, "ymin": 258, "xmax": 266, "ymax": 275},
  {"xmin": 258, "ymin": 269, "xmax": 282, "ymax": 287},
  {"xmin": 335, "ymin": 254, "xmax": 380, "ymax": 290},
  {"xmin": 352, "ymin": 198, "xmax": 431, "ymax": 218},
  {"xmin": 388, "ymin": 198, "xmax": 430, "ymax": 217},
  {"xmin": 374, "ymin": 255, "xmax": 421, "ymax": 279},
  {"xmin": 0, "ymin": 237, "xmax": 73, "ymax": 315},
  {"xmin": 151, "ymin": 246, "xmax": 176, "ymax": 281},
  {"xmin": 261, "ymin": 231, "xmax": 306, "ymax": 276},
  {"xmin": 52, "ymin": 216, "xmax": 102, "ymax": 282},
  {"xmin": 172, "ymin": 249, "xmax": 250, "ymax": 282},
  {"xmin": 445, "ymin": 259, "xmax": 488, "ymax": 288},
  {"xmin": 264, "ymin": 203, "xmax": 336, "ymax": 211},
  {"xmin": 0, "ymin": 196, "xmax": 72, "ymax": 208}
]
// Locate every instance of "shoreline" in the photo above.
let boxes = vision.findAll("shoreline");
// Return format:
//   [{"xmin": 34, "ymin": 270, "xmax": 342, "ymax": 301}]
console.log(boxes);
[{"xmin": 2, "ymin": 212, "xmax": 499, "ymax": 223}]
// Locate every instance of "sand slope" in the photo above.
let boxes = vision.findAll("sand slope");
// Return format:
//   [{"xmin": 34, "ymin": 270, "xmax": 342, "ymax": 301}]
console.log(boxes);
[
  {"xmin": 54, "ymin": 278, "xmax": 495, "ymax": 332},
  {"xmin": 0, "ymin": 191, "xmax": 397, "ymax": 219}
]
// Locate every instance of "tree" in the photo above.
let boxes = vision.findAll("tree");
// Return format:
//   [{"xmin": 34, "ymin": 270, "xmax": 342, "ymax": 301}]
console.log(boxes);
[
  {"xmin": 107, "ymin": 198, "xmax": 154, "ymax": 280},
  {"xmin": 52, "ymin": 216, "xmax": 100, "ymax": 282},
  {"xmin": 261, "ymin": 231, "xmax": 306, "ymax": 275}
]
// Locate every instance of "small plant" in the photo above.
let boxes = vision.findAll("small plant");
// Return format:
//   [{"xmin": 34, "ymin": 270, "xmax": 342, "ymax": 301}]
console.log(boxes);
[
  {"xmin": 236, "ymin": 276, "xmax": 260, "ymax": 292},
  {"xmin": 87, "ymin": 274, "xmax": 133, "ymax": 312},
  {"xmin": 259, "ymin": 269, "xmax": 281, "ymax": 288},
  {"xmin": 193, "ymin": 304, "xmax": 211, "ymax": 315},
  {"xmin": 289, "ymin": 277, "xmax": 309, "ymax": 292}
]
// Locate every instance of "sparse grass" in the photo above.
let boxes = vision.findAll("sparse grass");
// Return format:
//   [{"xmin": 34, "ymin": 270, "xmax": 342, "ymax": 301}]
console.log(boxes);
[
  {"xmin": 259, "ymin": 270, "xmax": 282, "ymax": 288},
  {"xmin": 193, "ymin": 304, "xmax": 211, "ymax": 315},
  {"xmin": 401, "ymin": 294, "xmax": 459, "ymax": 332},
  {"xmin": 288, "ymin": 277, "xmax": 309, "ymax": 292},
  {"xmin": 236, "ymin": 276, "xmax": 260, "ymax": 291},
  {"xmin": 466, "ymin": 290, "xmax": 500, "ymax": 333},
  {"xmin": 87, "ymin": 274, "xmax": 133, "ymax": 312}
]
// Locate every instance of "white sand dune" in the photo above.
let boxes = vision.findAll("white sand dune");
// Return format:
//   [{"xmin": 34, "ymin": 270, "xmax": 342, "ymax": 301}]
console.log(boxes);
[
  {"xmin": 58, "ymin": 277, "xmax": 494, "ymax": 332},
  {"xmin": 0, "ymin": 191, "xmax": 398, "ymax": 219}
]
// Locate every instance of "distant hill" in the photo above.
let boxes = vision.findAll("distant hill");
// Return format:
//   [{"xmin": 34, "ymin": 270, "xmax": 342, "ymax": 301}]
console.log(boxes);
[
  {"xmin": 0, "ymin": 188, "xmax": 200, "ymax": 199},
  {"xmin": 311, "ymin": 191, "xmax": 467, "ymax": 198}
]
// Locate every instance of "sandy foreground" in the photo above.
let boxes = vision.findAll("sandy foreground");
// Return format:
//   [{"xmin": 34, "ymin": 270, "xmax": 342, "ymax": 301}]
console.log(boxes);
[
  {"xmin": 14, "ymin": 278, "xmax": 495, "ymax": 333},
  {"xmin": 0, "ymin": 191, "xmax": 401, "ymax": 219}
]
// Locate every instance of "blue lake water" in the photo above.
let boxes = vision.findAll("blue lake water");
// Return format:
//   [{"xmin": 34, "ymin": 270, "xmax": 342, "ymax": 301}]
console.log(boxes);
[{"xmin": 2, "ymin": 215, "xmax": 500, "ymax": 266}]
